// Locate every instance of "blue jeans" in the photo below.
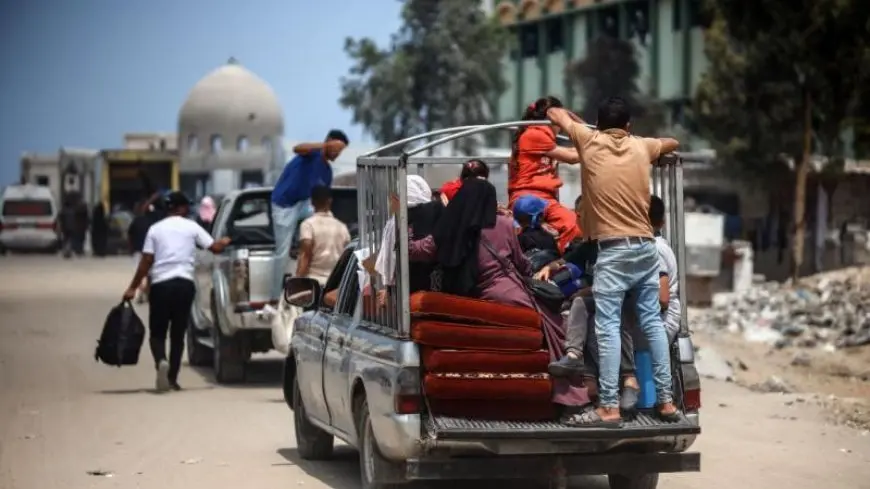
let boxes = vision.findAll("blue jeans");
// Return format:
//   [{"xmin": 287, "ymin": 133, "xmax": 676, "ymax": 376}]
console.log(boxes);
[
  {"xmin": 271, "ymin": 200, "xmax": 313, "ymax": 299},
  {"xmin": 592, "ymin": 238, "xmax": 673, "ymax": 408}
]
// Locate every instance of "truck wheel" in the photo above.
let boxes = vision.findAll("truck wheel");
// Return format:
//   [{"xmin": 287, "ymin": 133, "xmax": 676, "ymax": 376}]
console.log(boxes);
[
  {"xmin": 356, "ymin": 397, "xmax": 406, "ymax": 489},
  {"xmin": 608, "ymin": 473, "xmax": 659, "ymax": 489},
  {"xmin": 292, "ymin": 375, "xmax": 334, "ymax": 459},
  {"xmin": 212, "ymin": 327, "xmax": 246, "ymax": 384},
  {"xmin": 186, "ymin": 320, "xmax": 212, "ymax": 367}
]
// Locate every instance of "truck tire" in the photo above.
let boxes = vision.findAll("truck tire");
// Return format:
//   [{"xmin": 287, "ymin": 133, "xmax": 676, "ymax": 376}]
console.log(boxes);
[
  {"xmin": 212, "ymin": 326, "xmax": 246, "ymax": 384},
  {"xmin": 186, "ymin": 320, "xmax": 212, "ymax": 367},
  {"xmin": 608, "ymin": 473, "xmax": 659, "ymax": 489},
  {"xmin": 292, "ymin": 375, "xmax": 334, "ymax": 459},
  {"xmin": 355, "ymin": 397, "xmax": 406, "ymax": 489}
]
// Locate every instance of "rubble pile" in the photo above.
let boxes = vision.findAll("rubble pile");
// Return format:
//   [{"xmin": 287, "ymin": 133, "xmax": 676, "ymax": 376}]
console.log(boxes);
[{"xmin": 694, "ymin": 267, "xmax": 870, "ymax": 350}]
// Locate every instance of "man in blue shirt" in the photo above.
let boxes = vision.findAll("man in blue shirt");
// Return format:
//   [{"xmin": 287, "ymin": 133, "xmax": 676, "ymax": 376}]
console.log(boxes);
[{"xmin": 271, "ymin": 129, "xmax": 348, "ymax": 298}]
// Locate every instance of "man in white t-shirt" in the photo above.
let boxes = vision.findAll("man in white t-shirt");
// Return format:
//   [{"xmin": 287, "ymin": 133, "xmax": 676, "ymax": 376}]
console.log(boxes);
[{"xmin": 123, "ymin": 192, "xmax": 231, "ymax": 392}]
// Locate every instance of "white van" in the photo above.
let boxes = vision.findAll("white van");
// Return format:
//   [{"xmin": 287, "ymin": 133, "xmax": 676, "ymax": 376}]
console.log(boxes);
[{"xmin": 0, "ymin": 185, "xmax": 60, "ymax": 254}]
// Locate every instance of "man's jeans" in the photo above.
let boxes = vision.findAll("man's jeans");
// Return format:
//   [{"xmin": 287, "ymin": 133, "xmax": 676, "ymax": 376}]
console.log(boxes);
[
  {"xmin": 271, "ymin": 200, "xmax": 313, "ymax": 299},
  {"xmin": 592, "ymin": 238, "xmax": 673, "ymax": 408}
]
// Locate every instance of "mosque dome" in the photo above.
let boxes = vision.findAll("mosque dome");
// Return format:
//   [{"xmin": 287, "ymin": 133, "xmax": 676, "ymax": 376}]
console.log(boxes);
[{"xmin": 178, "ymin": 57, "xmax": 284, "ymax": 157}]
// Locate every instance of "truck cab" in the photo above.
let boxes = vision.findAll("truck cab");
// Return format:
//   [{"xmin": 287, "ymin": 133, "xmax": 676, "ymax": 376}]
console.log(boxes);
[{"xmin": 282, "ymin": 122, "xmax": 702, "ymax": 489}]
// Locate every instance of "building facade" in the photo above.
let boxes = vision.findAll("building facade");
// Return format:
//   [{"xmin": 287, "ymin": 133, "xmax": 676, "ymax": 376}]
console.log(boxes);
[{"xmin": 493, "ymin": 0, "xmax": 705, "ymax": 132}]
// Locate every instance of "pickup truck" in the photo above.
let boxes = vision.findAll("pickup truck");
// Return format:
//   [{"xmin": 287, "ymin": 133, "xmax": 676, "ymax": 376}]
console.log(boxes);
[
  {"xmin": 281, "ymin": 126, "xmax": 701, "ymax": 489},
  {"xmin": 188, "ymin": 186, "xmax": 358, "ymax": 384}
]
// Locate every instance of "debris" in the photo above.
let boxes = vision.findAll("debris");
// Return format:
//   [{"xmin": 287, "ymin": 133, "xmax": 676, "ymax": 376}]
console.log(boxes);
[
  {"xmin": 696, "ymin": 267, "xmax": 870, "ymax": 352},
  {"xmin": 22, "ymin": 434, "xmax": 36, "ymax": 440},
  {"xmin": 86, "ymin": 470, "xmax": 114, "ymax": 477},
  {"xmin": 181, "ymin": 458, "xmax": 203, "ymax": 465},
  {"xmin": 790, "ymin": 352, "xmax": 812, "ymax": 367},
  {"xmin": 751, "ymin": 375, "xmax": 794, "ymax": 394}
]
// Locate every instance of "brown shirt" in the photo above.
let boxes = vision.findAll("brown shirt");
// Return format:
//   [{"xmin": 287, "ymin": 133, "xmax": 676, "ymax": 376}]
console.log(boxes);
[{"xmin": 566, "ymin": 123, "xmax": 662, "ymax": 240}]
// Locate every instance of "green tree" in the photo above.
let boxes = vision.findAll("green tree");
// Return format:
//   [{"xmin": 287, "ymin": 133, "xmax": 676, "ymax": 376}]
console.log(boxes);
[
  {"xmin": 339, "ymin": 0, "xmax": 509, "ymax": 152},
  {"xmin": 565, "ymin": 36, "xmax": 665, "ymax": 136},
  {"xmin": 694, "ymin": 0, "xmax": 870, "ymax": 279}
]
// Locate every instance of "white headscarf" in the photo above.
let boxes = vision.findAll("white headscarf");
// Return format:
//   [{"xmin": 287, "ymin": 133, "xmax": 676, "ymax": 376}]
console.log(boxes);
[{"xmin": 375, "ymin": 175, "xmax": 432, "ymax": 285}]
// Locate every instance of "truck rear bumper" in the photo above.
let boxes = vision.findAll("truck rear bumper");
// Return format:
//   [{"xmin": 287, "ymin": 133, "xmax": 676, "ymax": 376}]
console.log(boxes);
[{"xmin": 406, "ymin": 451, "xmax": 700, "ymax": 480}]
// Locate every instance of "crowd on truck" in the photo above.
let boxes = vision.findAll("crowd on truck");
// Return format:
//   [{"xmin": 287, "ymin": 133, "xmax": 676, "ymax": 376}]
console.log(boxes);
[{"xmin": 95, "ymin": 94, "xmax": 699, "ymax": 488}]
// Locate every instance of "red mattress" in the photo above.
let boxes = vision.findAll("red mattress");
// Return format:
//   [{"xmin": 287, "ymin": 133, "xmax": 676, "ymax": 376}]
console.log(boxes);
[
  {"xmin": 423, "ymin": 373, "xmax": 552, "ymax": 400},
  {"xmin": 410, "ymin": 291, "xmax": 541, "ymax": 330},
  {"xmin": 421, "ymin": 347, "xmax": 550, "ymax": 374},
  {"xmin": 411, "ymin": 321, "xmax": 543, "ymax": 351},
  {"xmin": 428, "ymin": 399, "xmax": 557, "ymax": 421}
]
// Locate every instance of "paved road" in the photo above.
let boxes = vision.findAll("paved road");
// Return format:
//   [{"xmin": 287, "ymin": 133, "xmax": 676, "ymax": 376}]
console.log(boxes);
[{"xmin": 1, "ymin": 256, "xmax": 868, "ymax": 489}]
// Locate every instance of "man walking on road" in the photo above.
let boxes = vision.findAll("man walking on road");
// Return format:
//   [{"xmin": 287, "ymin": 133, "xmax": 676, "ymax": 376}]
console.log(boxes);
[
  {"xmin": 270, "ymin": 129, "xmax": 348, "ymax": 299},
  {"xmin": 123, "ymin": 192, "xmax": 231, "ymax": 392},
  {"xmin": 295, "ymin": 185, "xmax": 351, "ymax": 285},
  {"xmin": 546, "ymin": 97, "xmax": 680, "ymax": 426}
]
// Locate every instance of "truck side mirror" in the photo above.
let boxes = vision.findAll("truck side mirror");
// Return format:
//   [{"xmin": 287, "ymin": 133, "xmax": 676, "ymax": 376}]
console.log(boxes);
[{"xmin": 285, "ymin": 277, "xmax": 322, "ymax": 311}]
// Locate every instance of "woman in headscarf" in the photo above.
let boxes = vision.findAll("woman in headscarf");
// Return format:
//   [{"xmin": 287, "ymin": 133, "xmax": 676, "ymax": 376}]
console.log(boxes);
[
  {"xmin": 408, "ymin": 179, "xmax": 590, "ymax": 410},
  {"xmin": 438, "ymin": 159, "xmax": 489, "ymax": 206},
  {"xmin": 90, "ymin": 201, "xmax": 108, "ymax": 257},
  {"xmin": 374, "ymin": 174, "xmax": 443, "ymax": 293},
  {"xmin": 196, "ymin": 196, "xmax": 217, "ymax": 232},
  {"xmin": 510, "ymin": 96, "xmax": 583, "ymax": 252}
]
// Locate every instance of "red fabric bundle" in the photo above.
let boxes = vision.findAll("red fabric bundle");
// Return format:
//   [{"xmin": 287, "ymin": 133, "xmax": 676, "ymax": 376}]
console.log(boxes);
[
  {"xmin": 423, "ymin": 373, "xmax": 552, "ymax": 400},
  {"xmin": 412, "ymin": 321, "xmax": 543, "ymax": 351},
  {"xmin": 410, "ymin": 291, "xmax": 541, "ymax": 330},
  {"xmin": 428, "ymin": 399, "xmax": 556, "ymax": 421},
  {"xmin": 421, "ymin": 347, "xmax": 549, "ymax": 374}
]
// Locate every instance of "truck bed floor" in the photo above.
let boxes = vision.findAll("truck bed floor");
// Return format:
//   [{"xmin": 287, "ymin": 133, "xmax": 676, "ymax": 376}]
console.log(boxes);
[{"xmin": 427, "ymin": 412, "xmax": 700, "ymax": 440}]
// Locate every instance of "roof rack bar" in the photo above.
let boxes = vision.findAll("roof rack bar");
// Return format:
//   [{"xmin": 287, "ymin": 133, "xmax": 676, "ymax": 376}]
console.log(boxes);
[{"xmin": 401, "ymin": 120, "xmax": 596, "ymax": 160}]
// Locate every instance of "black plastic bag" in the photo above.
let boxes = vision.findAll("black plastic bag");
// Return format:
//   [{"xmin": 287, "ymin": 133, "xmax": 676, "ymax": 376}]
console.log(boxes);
[{"xmin": 94, "ymin": 300, "xmax": 145, "ymax": 366}]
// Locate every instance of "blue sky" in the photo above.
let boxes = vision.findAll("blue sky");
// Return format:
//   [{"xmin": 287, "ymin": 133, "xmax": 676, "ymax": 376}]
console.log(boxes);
[{"xmin": 0, "ymin": 0, "xmax": 402, "ymax": 185}]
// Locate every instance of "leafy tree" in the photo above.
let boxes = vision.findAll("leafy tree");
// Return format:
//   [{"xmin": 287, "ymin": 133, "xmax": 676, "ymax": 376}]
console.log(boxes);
[
  {"xmin": 694, "ymin": 0, "xmax": 870, "ymax": 279},
  {"xmin": 565, "ymin": 36, "xmax": 665, "ymax": 136},
  {"xmin": 339, "ymin": 0, "xmax": 509, "ymax": 152}
]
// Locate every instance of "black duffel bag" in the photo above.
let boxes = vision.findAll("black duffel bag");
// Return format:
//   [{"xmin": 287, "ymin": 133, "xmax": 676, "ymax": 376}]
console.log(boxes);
[{"xmin": 95, "ymin": 300, "xmax": 146, "ymax": 366}]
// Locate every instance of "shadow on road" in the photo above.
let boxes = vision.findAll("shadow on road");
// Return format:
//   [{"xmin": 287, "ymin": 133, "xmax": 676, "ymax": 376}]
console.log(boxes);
[
  {"xmin": 190, "ymin": 358, "xmax": 284, "ymax": 388},
  {"xmin": 275, "ymin": 447, "xmax": 608, "ymax": 489},
  {"xmin": 277, "ymin": 446, "xmax": 361, "ymax": 489},
  {"xmin": 97, "ymin": 386, "xmax": 216, "ymax": 395}
]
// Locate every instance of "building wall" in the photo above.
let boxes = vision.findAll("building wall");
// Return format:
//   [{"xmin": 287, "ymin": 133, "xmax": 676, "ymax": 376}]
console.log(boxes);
[
  {"xmin": 495, "ymin": 0, "xmax": 706, "ymax": 122},
  {"xmin": 124, "ymin": 133, "xmax": 177, "ymax": 151}
]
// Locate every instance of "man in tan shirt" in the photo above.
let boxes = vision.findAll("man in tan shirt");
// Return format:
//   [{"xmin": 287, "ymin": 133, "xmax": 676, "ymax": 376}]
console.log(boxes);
[
  {"xmin": 296, "ymin": 185, "xmax": 351, "ymax": 284},
  {"xmin": 546, "ymin": 96, "xmax": 680, "ymax": 427}
]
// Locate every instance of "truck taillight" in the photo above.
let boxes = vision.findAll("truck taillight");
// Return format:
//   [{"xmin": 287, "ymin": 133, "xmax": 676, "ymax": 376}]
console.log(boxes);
[
  {"xmin": 394, "ymin": 367, "xmax": 422, "ymax": 414},
  {"xmin": 230, "ymin": 258, "xmax": 250, "ymax": 304},
  {"xmin": 684, "ymin": 388, "xmax": 701, "ymax": 411}
]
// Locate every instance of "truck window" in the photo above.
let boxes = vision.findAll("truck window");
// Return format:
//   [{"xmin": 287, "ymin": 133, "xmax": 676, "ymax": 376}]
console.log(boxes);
[
  {"xmin": 324, "ymin": 247, "xmax": 354, "ymax": 295},
  {"xmin": 337, "ymin": 256, "xmax": 360, "ymax": 316},
  {"xmin": 226, "ymin": 194, "xmax": 273, "ymax": 245},
  {"xmin": 2, "ymin": 200, "xmax": 53, "ymax": 217}
]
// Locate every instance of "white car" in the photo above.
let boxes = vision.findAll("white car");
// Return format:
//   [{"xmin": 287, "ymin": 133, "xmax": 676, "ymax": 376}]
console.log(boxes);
[{"xmin": 0, "ymin": 184, "xmax": 60, "ymax": 254}]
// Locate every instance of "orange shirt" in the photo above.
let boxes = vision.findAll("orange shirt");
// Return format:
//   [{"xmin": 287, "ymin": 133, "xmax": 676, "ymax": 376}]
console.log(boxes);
[{"xmin": 508, "ymin": 126, "xmax": 562, "ymax": 198}]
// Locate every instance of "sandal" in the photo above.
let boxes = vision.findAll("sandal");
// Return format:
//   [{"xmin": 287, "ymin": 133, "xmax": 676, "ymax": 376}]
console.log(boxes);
[
  {"xmin": 562, "ymin": 409, "xmax": 622, "ymax": 428},
  {"xmin": 656, "ymin": 405, "xmax": 681, "ymax": 423}
]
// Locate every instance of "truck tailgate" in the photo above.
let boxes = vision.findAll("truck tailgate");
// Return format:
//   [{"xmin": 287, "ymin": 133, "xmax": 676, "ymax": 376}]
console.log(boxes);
[{"xmin": 427, "ymin": 412, "xmax": 699, "ymax": 440}]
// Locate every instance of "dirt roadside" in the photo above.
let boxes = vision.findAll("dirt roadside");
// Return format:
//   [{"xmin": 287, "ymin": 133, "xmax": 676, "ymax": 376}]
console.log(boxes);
[{"xmin": 691, "ymin": 323, "xmax": 870, "ymax": 430}]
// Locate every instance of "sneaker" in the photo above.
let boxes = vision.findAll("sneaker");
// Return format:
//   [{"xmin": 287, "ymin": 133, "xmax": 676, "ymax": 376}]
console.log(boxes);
[
  {"xmin": 155, "ymin": 360, "xmax": 171, "ymax": 392},
  {"xmin": 548, "ymin": 355, "xmax": 588, "ymax": 378},
  {"xmin": 170, "ymin": 382, "xmax": 182, "ymax": 392}
]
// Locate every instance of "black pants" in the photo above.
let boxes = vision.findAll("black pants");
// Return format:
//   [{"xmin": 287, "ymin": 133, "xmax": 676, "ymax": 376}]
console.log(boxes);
[{"xmin": 148, "ymin": 278, "xmax": 196, "ymax": 382}]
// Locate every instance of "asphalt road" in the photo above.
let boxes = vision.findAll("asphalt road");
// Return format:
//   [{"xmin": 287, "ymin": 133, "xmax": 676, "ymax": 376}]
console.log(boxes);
[{"xmin": 0, "ymin": 256, "xmax": 868, "ymax": 489}]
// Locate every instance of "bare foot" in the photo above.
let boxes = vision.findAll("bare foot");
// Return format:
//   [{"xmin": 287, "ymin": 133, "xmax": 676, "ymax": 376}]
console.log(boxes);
[
  {"xmin": 623, "ymin": 375, "xmax": 639, "ymax": 390},
  {"xmin": 659, "ymin": 402, "xmax": 678, "ymax": 416}
]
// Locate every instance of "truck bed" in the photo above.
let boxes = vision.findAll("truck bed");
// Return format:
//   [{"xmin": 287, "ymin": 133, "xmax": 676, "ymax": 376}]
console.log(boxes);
[{"xmin": 427, "ymin": 411, "xmax": 699, "ymax": 440}]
